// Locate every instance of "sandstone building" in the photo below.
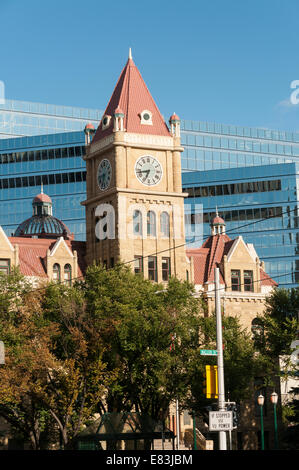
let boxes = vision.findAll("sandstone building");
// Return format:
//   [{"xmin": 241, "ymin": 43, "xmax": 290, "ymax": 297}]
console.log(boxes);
[
  {"xmin": 186, "ymin": 212, "xmax": 277, "ymax": 331},
  {"xmin": 0, "ymin": 51, "xmax": 279, "ymax": 450},
  {"xmin": 0, "ymin": 188, "xmax": 86, "ymax": 285}
]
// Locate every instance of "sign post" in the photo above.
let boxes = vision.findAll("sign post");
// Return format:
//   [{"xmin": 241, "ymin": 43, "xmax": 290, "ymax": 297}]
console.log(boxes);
[{"xmin": 215, "ymin": 267, "xmax": 227, "ymax": 450}]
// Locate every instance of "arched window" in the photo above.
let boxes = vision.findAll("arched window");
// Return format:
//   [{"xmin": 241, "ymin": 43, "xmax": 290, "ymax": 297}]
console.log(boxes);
[
  {"xmin": 160, "ymin": 211, "xmax": 170, "ymax": 237},
  {"xmin": 133, "ymin": 210, "xmax": 143, "ymax": 236},
  {"xmin": 147, "ymin": 211, "xmax": 156, "ymax": 238},
  {"xmin": 64, "ymin": 264, "xmax": 72, "ymax": 286},
  {"xmin": 53, "ymin": 263, "xmax": 61, "ymax": 282}
]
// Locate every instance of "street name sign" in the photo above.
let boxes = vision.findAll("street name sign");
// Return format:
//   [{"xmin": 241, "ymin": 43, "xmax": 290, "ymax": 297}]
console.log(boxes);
[
  {"xmin": 200, "ymin": 349, "xmax": 218, "ymax": 356},
  {"xmin": 209, "ymin": 411, "xmax": 233, "ymax": 431}
]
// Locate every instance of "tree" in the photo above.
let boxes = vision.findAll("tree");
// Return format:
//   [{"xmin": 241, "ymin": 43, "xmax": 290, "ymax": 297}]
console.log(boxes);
[
  {"xmin": 39, "ymin": 282, "xmax": 114, "ymax": 449},
  {"xmin": 81, "ymin": 263, "xmax": 203, "ymax": 426},
  {"xmin": 255, "ymin": 287, "xmax": 299, "ymax": 449},
  {"xmin": 0, "ymin": 270, "xmax": 58, "ymax": 449},
  {"xmin": 254, "ymin": 287, "xmax": 299, "ymax": 385},
  {"xmin": 182, "ymin": 314, "xmax": 260, "ymax": 419},
  {"xmin": 0, "ymin": 270, "xmax": 113, "ymax": 450}
]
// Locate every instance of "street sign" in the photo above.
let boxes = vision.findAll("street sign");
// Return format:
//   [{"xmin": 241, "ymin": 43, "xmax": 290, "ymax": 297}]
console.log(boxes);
[
  {"xmin": 209, "ymin": 411, "xmax": 233, "ymax": 432},
  {"xmin": 200, "ymin": 349, "xmax": 218, "ymax": 356}
]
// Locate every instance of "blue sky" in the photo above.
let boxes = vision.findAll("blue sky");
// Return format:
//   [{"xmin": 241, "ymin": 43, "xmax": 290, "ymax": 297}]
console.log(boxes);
[{"xmin": 1, "ymin": 0, "xmax": 299, "ymax": 131}]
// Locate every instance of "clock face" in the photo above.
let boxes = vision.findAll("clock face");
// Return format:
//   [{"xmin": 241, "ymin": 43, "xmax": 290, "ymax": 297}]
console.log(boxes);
[
  {"xmin": 97, "ymin": 159, "xmax": 112, "ymax": 191},
  {"xmin": 135, "ymin": 155, "xmax": 163, "ymax": 186}
]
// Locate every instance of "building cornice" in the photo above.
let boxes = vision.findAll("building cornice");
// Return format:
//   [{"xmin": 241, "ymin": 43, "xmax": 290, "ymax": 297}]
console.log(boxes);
[
  {"xmin": 84, "ymin": 132, "xmax": 183, "ymax": 159},
  {"xmin": 81, "ymin": 187, "xmax": 188, "ymax": 206}
]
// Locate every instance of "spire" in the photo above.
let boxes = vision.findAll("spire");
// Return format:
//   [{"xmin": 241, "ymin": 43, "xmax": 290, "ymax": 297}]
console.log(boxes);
[
  {"xmin": 92, "ymin": 53, "xmax": 171, "ymax": 144},
  {"xmin": 41, "ymin": 182, "xmax": 44, "ymax": 194}
]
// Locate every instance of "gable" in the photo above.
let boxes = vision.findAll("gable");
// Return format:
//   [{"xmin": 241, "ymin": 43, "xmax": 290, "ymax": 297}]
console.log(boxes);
[
  {"xmin": 226, "ymin": 236, "xmax": 257, "ymax": 265},
  {"xmin": 0, "ymin": 226, "xmax": 15, "ymax": 256},
  {"xmin": 49, "ymin": 237, "xmax": 74, "ymax": 259}
]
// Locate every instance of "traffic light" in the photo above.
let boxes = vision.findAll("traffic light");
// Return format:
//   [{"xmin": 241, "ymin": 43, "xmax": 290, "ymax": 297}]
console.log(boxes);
[
  {"xmin": 205, "ymin": 365, "xmax": 218, "ymax": 399},
  {"xmin": 226, "ymin": 403, "xmax": 240, "ymax": 428}
]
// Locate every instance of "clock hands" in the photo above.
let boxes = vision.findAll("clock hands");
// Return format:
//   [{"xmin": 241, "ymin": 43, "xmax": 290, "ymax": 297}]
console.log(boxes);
[
  {"xmin": 137, "ymin": 169, "xmax": 150, "ymax": 177},
  {"xmin": 135, "ymin": 156, "xmax": 162, "ymax": 186}
]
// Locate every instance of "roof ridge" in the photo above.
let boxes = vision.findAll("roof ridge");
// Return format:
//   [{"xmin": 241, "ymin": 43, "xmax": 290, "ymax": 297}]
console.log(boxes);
[{"xmin": 207, "ymin": 234, "xmax": 225, "ymax": 282}]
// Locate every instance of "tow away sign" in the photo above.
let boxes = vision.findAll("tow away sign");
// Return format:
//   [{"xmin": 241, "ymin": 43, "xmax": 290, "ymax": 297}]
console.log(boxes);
[{"xmin": 209, "ymin": 411, "xmax": 233, "ymax": 431}]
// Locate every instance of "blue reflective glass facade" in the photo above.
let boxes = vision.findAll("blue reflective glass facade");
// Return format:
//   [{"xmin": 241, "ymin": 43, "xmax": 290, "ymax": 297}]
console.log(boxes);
[
  {"xmin": 181, "ymin": 120, "xmax": 299, "ymax": 172},
  {"xmin": 1, "ymin": 99, "xmax": 299, "ymax": 287},
  {"xmin": 0, "ymin": 131, "xmax": 87, "ymax": 240},
  {"xmin": 0, "ymin": 99, "xmax": 102, "ymax": 139},
  {"xmin": 182, "ymin": 163, "xmax": 299, "ymax": 288}
]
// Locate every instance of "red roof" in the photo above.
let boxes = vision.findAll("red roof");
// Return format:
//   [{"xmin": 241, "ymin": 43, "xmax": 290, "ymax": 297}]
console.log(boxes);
[
  {"xmin": 169, "ymin": 113, "xmax": 180, "ymax": 121},
  {"xmin": 187, "ymin": 233, "xmax": 277, "ymax": 287},
  {"xmin": 85, "ymin": 123, "xmax": 95, "ymax": 130},
  {"xmin": 92, "ymin": 56, "xmax": 171, "ymax": 143},
  {"xmin": 33, "ymin": 193, "xmax": 52, "ymax": 203},
  {"xmin": 212, "ymin": 216, "xmax": 225, "ymax": 225},
  {"xmin": 9, "ymin": 237, "xmax": 86, "ymax": 280}
]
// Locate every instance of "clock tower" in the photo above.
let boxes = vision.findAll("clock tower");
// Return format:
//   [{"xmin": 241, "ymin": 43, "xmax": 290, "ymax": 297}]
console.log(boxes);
[{"xmin": 82, "ymin": 51, "xmax": 188, "ymax": 281}]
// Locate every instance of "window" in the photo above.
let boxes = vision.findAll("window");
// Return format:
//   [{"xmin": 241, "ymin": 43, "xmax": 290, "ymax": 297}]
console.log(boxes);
[
  {"xmin": 148, "ymin": 256, "xmax": 157, "ymax": 281},
  {"xmin": 140, "ymin": 109, "xmax": 153, "ymax": 125},
  {"xmin": 133, "ymin": 210, "xmax": 143, "ymax": 236},
  {"xmin": 244, "ymin": 270, "xmax": 253, "ymax": 292},
  {"xmin": 147, "ymin": 211, "xmax": 156, "ymax": 237},
  {"xmin": 231, "ymin": 270, "xmax": 241, "ymax": 291},
  {"xmin": 53, "ymin": 263, "xmax": 61, "ymax": 282},
  {"xmin": 64, "ymin": 264, "xmax": 72, "ymax": 286},
  {"xmin": 162, "ymin": 257, "xmax": 171, "ymax": 281},
  {"xmin": 160, "ymin": 211, "xmax": 170, "ymax": 237},
  {"xmin": 0, "ymin": 259, "xmax": 10, "ymax": 275},
  {"xmin": 134, "ymin": 256, "xmax": 143, "ymax": 275}
]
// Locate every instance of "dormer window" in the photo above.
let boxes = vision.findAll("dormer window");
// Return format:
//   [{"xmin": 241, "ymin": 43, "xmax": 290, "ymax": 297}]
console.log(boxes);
[
  {"xmin": 140, "ymin": 110, "xmax": 153, "ymax": 125},
  {"xmin": 102, "ymin": 115, "xmax": 111, "ymax": 130}
]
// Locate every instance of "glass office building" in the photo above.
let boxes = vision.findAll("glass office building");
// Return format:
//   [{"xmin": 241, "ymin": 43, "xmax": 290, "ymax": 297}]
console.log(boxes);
[
  {"xmin": 182, "ymin": 163, "xmax": 299, "ymax": 288},
  {"xmin": 0, "ymin": 99, "xmax": 102, "ymax": 241},
  {"xmin": 0, "ymin": 131, "xmax": 88, "ymax": 240},
  {"xmin": 180, "ymin": 119, "xmax": 299, "ymax": 172},
  {"xmin": 1, "ymin": 98, "xmax": 299, "ymax": 286},
  {"xmin": 0, "ymin": 99, "xmax": 102, "ymax": 139}
]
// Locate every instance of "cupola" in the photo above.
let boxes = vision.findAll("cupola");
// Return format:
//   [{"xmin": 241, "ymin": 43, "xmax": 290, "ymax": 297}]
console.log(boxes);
[
  {"xmin": 211, "ymin": 208, "xmax": 226, "ymax": 235},
  {"xmin": 14, "ymin": 187, "xmax": 73, "ymax": 240},
  {"xmin": 169, "ymin": 113, "xmax": 180, "ymax": 137}
]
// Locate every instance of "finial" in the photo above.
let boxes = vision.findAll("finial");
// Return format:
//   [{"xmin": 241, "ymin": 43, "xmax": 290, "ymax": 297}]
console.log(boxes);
[
  {"xmin": 129, "ymin": 47, "xmax": 132, "ymax": 60},
  {"xmin": 41, "ymin": 182, "xmax": 44, "ymax": 194},
  {"xmin": 216, "ymin": 205, "xmax": 218, "ymax": 217}
]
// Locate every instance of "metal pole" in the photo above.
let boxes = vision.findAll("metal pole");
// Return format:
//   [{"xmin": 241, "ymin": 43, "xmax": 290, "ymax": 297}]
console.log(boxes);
[
  {"xmin": 273, "ymin": 403, "xmax": 278, "ymax": 449},
  {"xmin": 193, "ymin": 413, "xmax": 197, "ymax": 449},
  {"xmin": 260, "ymin": 404, "xmax": 264, "ymax": 450},
  {"xmin": 215, "ymin": 267, "xmax": 227, "ymax": 450},
  {"xmin": 176, "ymin": 399, "xmax": 180, "ymax": 450}
]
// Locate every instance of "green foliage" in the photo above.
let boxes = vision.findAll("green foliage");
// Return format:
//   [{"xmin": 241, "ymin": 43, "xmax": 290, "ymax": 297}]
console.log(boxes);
[
  {"xmin": 183, "ymin": 314, "xmax": 259, "ymax": 415},
  {"xmin": 0, "ymin": 263, "xmax": 280, "ymax": 448},
  {"xmin": 81, "ymin": 264, "xmax": 202, "ymax": 420},
  {"xmin": 253, "ymin": 287, "xmax": 299, "ymax": 382}
]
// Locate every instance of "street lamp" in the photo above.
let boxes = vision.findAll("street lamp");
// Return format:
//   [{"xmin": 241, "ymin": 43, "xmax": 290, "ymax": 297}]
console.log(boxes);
[
  {"xmin": 257, "ymin": 394, "xmax": 265, "ymax": 450},
  {"xmin": 270, "ymin": 392, "xmax": 279, "ymax": 450}
]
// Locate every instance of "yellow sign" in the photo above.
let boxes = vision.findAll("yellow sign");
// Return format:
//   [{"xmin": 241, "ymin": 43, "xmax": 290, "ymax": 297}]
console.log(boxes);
[{"xmin": 205, "ymin": 365, "xmax": 218, "ymax": 399}]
